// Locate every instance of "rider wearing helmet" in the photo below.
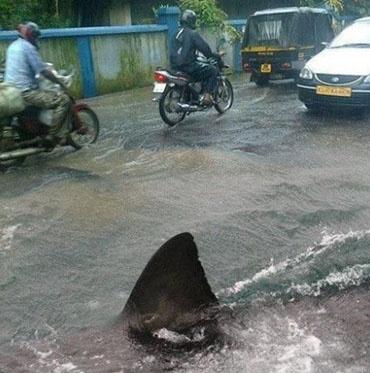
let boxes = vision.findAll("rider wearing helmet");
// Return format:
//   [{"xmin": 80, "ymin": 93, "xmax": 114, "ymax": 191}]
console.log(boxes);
[
  {"xmin": 170, "ymin": 9, "xmax": 221, "ymax": 106},
  {"xmin": 4, "ymin": 22, "xmax": 70, "ymax": 142}
]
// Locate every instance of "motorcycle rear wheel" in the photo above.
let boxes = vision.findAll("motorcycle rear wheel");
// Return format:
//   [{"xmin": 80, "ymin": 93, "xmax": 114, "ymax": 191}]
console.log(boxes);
[
  {"xmin": 214, "ymin": 78, "xmax": 234, "ymax": 114},
  {"xmin": 159, "ymin": 86, "xmax": 186, "ymax": 127},
  {"xmin": 68, "ymin": 107, "xmax": 100, "ymax": 150}
]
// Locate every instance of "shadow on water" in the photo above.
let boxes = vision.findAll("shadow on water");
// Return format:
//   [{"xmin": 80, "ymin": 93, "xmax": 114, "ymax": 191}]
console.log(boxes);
[{"xmin": 265, "ymin": 79, "xmax": 298, "ymax": 93}]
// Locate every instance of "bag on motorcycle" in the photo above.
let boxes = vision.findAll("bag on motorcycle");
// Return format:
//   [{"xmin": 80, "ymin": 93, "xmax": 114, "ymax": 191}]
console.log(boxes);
[{"xmin": 0, "ymin": 83, "xmax": 25, "ymax": 117}]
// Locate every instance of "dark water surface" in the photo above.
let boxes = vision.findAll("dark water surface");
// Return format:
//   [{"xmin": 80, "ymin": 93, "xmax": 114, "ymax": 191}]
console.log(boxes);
[{"xmin": 1, "ymin": 76, "xmax": 370, "ymax": 372}]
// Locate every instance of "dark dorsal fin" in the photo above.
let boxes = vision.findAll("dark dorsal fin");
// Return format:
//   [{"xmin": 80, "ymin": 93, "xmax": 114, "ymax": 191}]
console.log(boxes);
[{"xmin": 122, "ymin": 232, "xmax": 218, "ymax": 334}]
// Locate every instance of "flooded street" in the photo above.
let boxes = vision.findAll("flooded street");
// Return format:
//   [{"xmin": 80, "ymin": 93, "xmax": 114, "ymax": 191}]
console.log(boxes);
[{"xmin": 1, "ymin": 75, "xmax": 370, "ymax": 372}]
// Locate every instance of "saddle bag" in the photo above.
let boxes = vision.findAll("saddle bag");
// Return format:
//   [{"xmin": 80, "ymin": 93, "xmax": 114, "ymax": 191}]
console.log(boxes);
[{"xmin": 0, "ymin": 83, "xmax": 25, "ymax": 117}]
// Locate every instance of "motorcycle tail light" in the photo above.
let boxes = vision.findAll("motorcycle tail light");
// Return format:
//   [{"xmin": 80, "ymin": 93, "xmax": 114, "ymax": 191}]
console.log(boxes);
[{"xmin": 154, "ymin": 72, "xmax": 167, "ymax": 83}]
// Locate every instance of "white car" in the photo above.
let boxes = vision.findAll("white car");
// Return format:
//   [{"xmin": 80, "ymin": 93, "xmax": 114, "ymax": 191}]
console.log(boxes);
[{"xmin": 298, "ymin": 17, "xmax": 370, "ymax": 110}]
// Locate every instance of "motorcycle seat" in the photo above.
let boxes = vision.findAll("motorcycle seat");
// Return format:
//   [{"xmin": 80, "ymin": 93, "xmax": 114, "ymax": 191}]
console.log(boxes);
[
  {"xmin": 175, "ymin": 72, "xmax": 198, "ymax": 84},
  {"xmin": 175, "ymin": 71, "xmax": 191, "ymax": 79}
]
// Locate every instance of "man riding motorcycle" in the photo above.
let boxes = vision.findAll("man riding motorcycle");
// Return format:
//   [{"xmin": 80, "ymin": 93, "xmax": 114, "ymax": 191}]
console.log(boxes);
[
  {"xmin": 170, "ymin": 9, "xmax": 221, "ymax": 106},
  {"xmin": 4, "ymin": 22, "xmax": 70, "ymax": 143}
]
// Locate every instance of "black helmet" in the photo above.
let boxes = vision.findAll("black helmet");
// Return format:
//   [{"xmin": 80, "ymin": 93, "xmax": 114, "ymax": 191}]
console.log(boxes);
[{"xmin": 181, "ymin": 9, "xmax": 197, "ymax": 29}]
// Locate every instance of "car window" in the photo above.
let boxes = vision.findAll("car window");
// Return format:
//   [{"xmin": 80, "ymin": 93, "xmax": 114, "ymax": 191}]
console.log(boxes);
[{"xmin": 330, "ymin": 22, "xmax": 370, "ymax": 47}]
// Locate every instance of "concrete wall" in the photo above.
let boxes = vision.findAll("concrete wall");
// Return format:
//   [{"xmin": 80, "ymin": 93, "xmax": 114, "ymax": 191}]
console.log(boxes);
[
  {"xmin": 0, "ymin": 25, "xmax": 168, "ymax": 98},
  {"xmin": 200, "ymin": 20, "xmax": 246, "ymax": 73},
  {"xmin": 91, "ymin": 32, "xmax": 167, "ymax": 95},
  {"xmin": 0, "ymin": 7, "xmax": 244, "ymax": 98}
]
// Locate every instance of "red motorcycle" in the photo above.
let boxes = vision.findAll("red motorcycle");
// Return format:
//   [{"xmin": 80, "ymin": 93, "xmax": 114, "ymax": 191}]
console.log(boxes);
[{"xmin": 0, "ymin": 68, "xmax": 99, "ymax": 169}]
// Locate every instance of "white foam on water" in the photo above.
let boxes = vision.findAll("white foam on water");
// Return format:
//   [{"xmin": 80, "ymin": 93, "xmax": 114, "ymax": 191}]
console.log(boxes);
[
  {"xmin": 53, "ymin": 362, "xmax": 81, "ymax": 373},
  {"xmin": 181, "ymin": 317, "xmax": 326, "ymax": 373},
  {"xmin": 86, "ymin": 300, "xmax": 100, "ymax": 310},
  {"xmin": 153, "ymin": 328, "xmax": 191, "ymax": 344},
  {"xmin": 20, "ymin": 341, "xmax": 84, "ymax": 373},
  {"xmin": 220, "ymin": 229, "xmax": 370, "ymax": 296},
  {"xmin": 153, "ymin": 327, "xmax": 206, "ymax": 344},
  {"xmin": 0, "ymin": 224, "xmax": 20, "ymax": 251},
  {"xmin": 94, "ymin": 147, "xmax": 121, "ymax": 161},
  {"xmin": 288, "ymin": 263, "xmax": 370, "ymax": 297},
  {"xmin": 320, "ymin": 229, "xmax": 370, "ymax": 247}
]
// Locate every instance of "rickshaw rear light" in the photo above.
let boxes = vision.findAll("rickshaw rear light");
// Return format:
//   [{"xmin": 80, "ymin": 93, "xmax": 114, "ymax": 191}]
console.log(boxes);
[
  {"xmin": 281, "ymin": 62, "xmax": 292, "ymax": 69},
  {"xmin": 154, "ymin": 72, "xmax": 168, "ymax": 83}
]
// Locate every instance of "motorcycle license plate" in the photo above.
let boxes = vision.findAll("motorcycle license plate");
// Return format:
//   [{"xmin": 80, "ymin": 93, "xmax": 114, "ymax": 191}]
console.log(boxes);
[
  {"xmin": 260, "ymin": 64, "xmax": 272, "ymax": 73},
  {"xmin": 153, "ymin": 82, "xmax": 166, "ymax": 93}
]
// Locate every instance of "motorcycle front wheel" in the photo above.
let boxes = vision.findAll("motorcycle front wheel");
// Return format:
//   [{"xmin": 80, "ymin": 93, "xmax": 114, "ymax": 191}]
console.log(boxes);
[
  {"xmin": 214, "ymin": 78, "xmax": 234, "ymax": 114},
  {"xmin": 159, "ymin": 86, "xmax": 186, "ymax": 127},
  {"xmin": 68, "ymin": 107, "xmax": 100, "ymax": 150}
]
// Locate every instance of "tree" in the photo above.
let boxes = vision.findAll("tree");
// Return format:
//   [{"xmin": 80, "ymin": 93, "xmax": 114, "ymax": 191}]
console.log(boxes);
[
  {"xmin": 298, "ymin": 0, "xmax": 343, "ymax": 10},
  {"xmin": 179, "ymin": 0, "xmax": 241, "ymax": 42},
  {"xmin": 342, "ymin": 0, "xmax": 370, "ymax": 16},
  {"xmin": 0, "ymin": 0, "xmax": 74, "ymax": 30}
]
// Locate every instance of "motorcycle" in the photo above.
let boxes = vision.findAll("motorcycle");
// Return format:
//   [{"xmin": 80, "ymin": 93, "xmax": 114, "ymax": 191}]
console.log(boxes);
[
  {"xmin": 152, "ymin": 54, "xmax": 234, "ymax": 126},
  {"xmin": 0, "ymin": 65, "xmax": 99, "ymax": 169}
]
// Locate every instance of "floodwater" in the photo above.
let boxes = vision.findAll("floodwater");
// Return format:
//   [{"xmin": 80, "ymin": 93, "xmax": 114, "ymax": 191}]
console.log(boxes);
[{"xmin": 1, "ymin": 75, "xmax": 370, "ymax": 372}]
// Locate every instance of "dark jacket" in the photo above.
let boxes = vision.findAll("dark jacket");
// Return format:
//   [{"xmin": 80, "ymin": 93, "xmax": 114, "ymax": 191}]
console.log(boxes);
[{"xmin": 170, "ymin": 26, "xmax": 216, "ymax": 68}]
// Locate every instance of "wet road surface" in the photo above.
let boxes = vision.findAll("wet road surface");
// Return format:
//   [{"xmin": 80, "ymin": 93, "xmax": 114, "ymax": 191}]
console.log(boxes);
[{"xmin": 1, "ymin": 75, "xmax": 370, "ymax": 372}]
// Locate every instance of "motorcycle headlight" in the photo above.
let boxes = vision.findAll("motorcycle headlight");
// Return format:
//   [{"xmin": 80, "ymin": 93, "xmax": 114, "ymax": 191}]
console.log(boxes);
[{"xmin": 299, "ymin": 67, "xmax": 313, "ymax": 80}]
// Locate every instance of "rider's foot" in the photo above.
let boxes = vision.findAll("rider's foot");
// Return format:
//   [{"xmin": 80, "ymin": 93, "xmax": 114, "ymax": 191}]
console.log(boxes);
[{"xmin": 201, "ymin": 93, "xmax": 214, "ymax": 106}]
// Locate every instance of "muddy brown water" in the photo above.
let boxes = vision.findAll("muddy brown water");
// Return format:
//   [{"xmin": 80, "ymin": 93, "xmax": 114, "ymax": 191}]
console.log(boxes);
[{"xmin": 1, "ymin": 75, "xmax": 370, "ymax": 372}]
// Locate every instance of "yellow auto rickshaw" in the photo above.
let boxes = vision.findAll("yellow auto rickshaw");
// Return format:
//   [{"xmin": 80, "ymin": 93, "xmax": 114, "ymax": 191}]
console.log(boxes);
[{"xmin": 241, "ymin": 7, "xmax": 335, "ymax": 86}]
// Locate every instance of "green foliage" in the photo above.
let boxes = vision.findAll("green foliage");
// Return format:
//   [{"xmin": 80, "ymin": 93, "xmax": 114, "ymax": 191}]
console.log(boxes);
[
  {"xmin": 298, "ymin": 0, "xmax": 344, "ymax": 11},
  {"xmin": 179, "ymin": 0, "xmax": 242, "ymax": 43},
  {"xmin": 326, "ymin": 0, "xmax": 344, "ymax": 10},
  {"xmin": 299, "ymin": 0, "xmax": 370, "ymax": 16},
  {"xmin": 0, "ymin": 0, "xmax": 72, "ymax": 30},
  {"xmin": 342, "ymin": 0, "xmax": 370, "ymax": 16},
  {"xmin": 179, "ymin": 0, "xmax": 226, "ymax": 28}
]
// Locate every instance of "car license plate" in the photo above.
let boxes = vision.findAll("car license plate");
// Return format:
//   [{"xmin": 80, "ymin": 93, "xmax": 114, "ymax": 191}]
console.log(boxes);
[
  {"xmin": 153, "ymin": 82, "xmax": 166, "ymax": 93},
  {"xmin": 260, "ymin": 64, "xmax": 272, "ymax": 73},
  {"xmin": 316, "ymin": 85, "xmax": 352, "ymax": 97}
]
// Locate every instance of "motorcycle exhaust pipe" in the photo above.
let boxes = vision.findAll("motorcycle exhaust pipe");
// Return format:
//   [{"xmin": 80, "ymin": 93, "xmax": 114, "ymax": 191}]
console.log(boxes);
[
  {"xmin": 176, "ymin": 103, "xmax": 199, "ymax": 112},
  {"xmin": 0, "ymin": 147, "xmax": 47, "ymax": 162}
]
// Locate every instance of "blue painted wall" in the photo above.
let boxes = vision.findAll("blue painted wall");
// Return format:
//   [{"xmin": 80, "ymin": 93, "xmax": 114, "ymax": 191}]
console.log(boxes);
[
  {"xmin": 0, "ymin": 25, "xmax": 168, "ymax": 98},
  {"xmin": 0, "ymin": 10, "xmax": 245, "ymax": 97}
]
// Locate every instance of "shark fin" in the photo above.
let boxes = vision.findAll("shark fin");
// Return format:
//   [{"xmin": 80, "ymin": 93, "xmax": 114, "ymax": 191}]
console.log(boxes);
[{"xmin": 122, "ymin": 232, "xmax": 218, "ymax": 334}]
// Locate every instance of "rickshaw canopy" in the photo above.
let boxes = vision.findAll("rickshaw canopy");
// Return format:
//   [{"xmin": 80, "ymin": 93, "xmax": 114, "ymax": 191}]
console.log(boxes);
[{"xmin": 243, "ymin": 7, "xmax": 334, "ymax": 49}]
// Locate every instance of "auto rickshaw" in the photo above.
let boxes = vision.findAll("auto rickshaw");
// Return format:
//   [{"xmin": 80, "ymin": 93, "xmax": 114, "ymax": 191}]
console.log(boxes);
[{"xmin": 241, "ymin": 7, "xmax": 335, "ymax": 86}]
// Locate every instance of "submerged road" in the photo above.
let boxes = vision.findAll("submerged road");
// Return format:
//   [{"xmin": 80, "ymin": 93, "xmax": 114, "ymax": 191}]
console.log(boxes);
[{"xmin": 1, "ymin": 75, "xmax": 370, "ymax": 372}]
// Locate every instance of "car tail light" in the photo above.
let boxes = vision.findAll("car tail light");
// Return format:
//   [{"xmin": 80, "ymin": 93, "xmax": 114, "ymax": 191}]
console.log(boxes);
[
  {"xmin": 154, "ymin": 72, "xmax": 167, "ymax": 83},
  {"xmin": 243, "ymin": 63, "xmax": 252, "ymax": 72}
]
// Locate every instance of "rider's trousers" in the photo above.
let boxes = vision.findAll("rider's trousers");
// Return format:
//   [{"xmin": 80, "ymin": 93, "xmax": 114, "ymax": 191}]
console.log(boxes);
[
  {"xmin": 21, "ymin": 89, "xmax": 71, "ymax": 137},
  {"xmin": 180, "ymin": 61, "xmax": 218, "ymax": 96}
]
